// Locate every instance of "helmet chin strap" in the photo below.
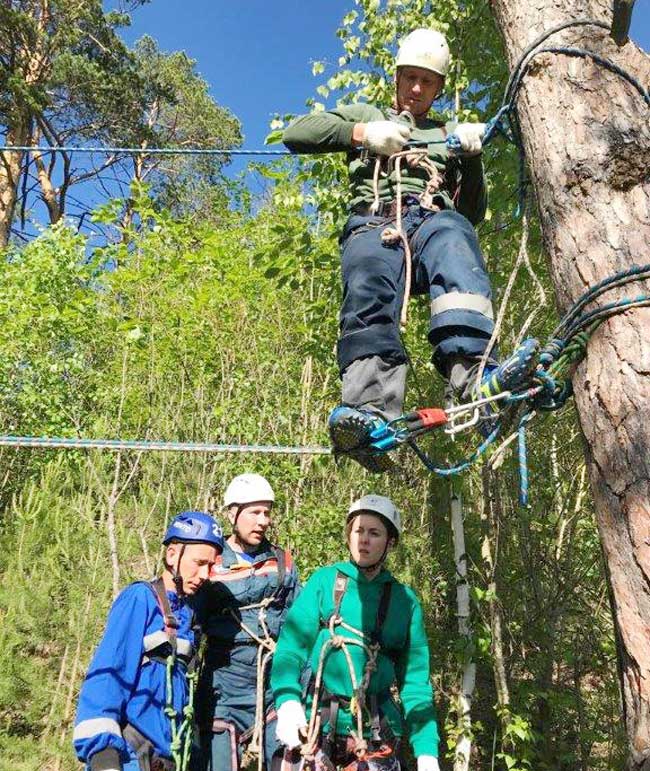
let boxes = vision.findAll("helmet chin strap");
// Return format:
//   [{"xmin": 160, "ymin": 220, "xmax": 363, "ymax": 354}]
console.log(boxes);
[
  {"xmin": 171, "ymin": 544, "xmax": 186, "ymax": 597},
  {"xmin": 230, "ymin": 504, "xmax": 248, "ymax": 548}
]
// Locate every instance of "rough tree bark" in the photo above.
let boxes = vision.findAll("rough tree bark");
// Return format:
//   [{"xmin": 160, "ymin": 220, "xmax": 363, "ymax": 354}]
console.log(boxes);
[
  {"xmin": 490, "ymin": 1, "xmax": 650, "ymax": 767},
  {"xmin": 0, "ymin": 125, "xmax": 27, "ymax": 247}
]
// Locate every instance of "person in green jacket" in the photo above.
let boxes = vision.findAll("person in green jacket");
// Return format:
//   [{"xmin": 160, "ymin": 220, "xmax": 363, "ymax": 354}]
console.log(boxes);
[
  {"xmin": 282, "ymin": 28, "xmax": 538, "ymax": 472},
  {"xmin": 270, "ymin": 494, "xmax": 440, "ymax": 771}
]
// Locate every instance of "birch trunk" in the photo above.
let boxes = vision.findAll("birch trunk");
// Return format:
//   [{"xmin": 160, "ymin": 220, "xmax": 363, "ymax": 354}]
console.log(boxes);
[
  {"xmin": 450, "ymin": 491, "xmax": 476, "ymax": 771},
  {"xmin": 490, "ymin": 3, "xmax": 650, "ymax": 766}
]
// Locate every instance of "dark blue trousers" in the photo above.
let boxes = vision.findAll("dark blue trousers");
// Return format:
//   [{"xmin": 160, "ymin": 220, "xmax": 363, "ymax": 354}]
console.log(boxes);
[
  {"xmin": 337, "ymin": 206, "xmax": 495, "ymax": 376},
  {"xmin": 193, "ymin": 647, "xmax": 280, "ymax": 771}
]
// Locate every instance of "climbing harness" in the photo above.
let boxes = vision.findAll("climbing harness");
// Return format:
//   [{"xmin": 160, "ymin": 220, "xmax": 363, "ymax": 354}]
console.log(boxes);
[
  {"xmin": 366, "ymin": 110, "xmax": 447, "ymax": 330},
  {"xmin": 217, "ymin": 546, "xmax": 289, "ymax": 771},
  {"xmin": 299, "ymin": 572, "xmax": 395, "ymax": 771},
  {"xmin": 128, "ymin": 578, "xmax": 203, "ymax": 771}
]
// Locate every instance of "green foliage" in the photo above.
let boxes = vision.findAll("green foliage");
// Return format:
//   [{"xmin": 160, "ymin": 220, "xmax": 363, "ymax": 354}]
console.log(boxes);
[
  {"xmin": 0, "ymin": 2, "xmax": 243, "ymax": 238},
  {"xmin": 0, "ymin": 2, "xmax": 628, "ymax": 771},
  {"xmin": 132, "ymin": 36, "xmax": 243, "ymax": 218}
]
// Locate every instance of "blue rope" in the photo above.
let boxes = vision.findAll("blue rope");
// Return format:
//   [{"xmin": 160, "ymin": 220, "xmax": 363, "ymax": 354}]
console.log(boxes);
[
  {"xmin": 406, "ymin": 422, "xmax": 502, "ymax": 477},
  {"xmin": 0, "ymin": 145, "xmax": 293, "ymax": 156},
  {"xmin": 518, "ymin": 423, "xmax": 529, "ymax": 506}
]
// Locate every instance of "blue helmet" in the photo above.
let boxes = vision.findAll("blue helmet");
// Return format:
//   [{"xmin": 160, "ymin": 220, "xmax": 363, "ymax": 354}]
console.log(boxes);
[{"xmin": 163, "ymin": 511, "xmax": 224, "ymax": 550}]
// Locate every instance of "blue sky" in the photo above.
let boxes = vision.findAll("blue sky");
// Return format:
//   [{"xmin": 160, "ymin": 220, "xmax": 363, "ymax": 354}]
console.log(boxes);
[
  {"xmin": 18, "ymin": 0, "xmax": 647, "ymax": 235},
  {"xmin": 119, "ymin": 0, "xmax": 353, "ymax": 150},
  {"xmin": 118, "ymin": 0, "xmax": 650, "ymax": 155}
]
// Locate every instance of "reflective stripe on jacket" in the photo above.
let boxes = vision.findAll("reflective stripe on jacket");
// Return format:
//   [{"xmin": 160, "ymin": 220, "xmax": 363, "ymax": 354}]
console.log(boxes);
[
  {"xmin": 73, "ymin": 582, "xmax": 195, "ymax": 764},
  {"xmin": 196, "ymin": 540, "xmax": 300, "ymax": 656}
]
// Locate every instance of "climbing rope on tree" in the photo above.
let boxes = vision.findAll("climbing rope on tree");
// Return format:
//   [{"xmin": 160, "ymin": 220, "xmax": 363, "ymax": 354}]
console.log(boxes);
[{"xmin": 353, "ymin": 262, "xmax": 650, "ymax": 499}]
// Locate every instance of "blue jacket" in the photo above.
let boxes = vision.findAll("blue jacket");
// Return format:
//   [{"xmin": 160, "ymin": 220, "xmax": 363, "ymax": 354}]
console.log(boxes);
[
  {"xmin": 195, "ymin": 540, "xmax": 299, "ymax": 666},
  {"xmin": 73, "ymin": 581, "xmax": 197, "ymax": 763}
]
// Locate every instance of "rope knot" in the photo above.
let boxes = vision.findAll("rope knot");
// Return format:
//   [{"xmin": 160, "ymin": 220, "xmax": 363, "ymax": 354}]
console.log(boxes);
[
  {"xmin": 352, "ymin": 734, "xmax": 368, "ymax": 758},
  {"xmin": 539, "ymin": 338, "xmax": 565, "ymax": 366},
  {"xmin": 380, "ymin": 226, "xmax": 401, "ymax": 244}
]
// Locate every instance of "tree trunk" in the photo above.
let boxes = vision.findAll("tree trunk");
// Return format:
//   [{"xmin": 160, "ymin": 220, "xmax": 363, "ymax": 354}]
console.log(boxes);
[
  {"xmin": 490, "ymin": 1, "xmax": 650, "ymax": 767},
  {"xmin": 0, "ymin": 122, "xmax": 28, "ymax": 247},
  {"xmin": 32, "ymin": 127, "xmax": 62, "ymax": 225}
]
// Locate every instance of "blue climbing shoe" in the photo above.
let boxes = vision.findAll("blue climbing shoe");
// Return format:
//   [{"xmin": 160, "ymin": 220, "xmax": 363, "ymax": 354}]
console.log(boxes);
[
  {"xmin": 475, "ymin": 338, "xmax": 539, "ymax": 401},
  {"xmin": 472, "ymin": 338, "xmax": 539, "ymax": 435},
  {"xmin": 328, "ymin": 406, "xmax": 395, "ymax": 473}
]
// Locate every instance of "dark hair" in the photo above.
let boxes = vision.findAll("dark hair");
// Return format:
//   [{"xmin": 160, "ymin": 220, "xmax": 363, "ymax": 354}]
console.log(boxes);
[{"xmin": 345, "ymin": 512, "xmax": 398, "ymax": 543}]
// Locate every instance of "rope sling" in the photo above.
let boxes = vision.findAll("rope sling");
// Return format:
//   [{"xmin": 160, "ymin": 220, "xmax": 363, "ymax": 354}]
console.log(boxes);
[
  {"xmin": 300, "ymin": 573, "xmax": 392, "ymax": 770},
  {"xmin": 367, "ymin": 109, "xmax": 446, "ymax": 331},
  {"xmin": 218, "ymin": 548, "xmax": 288, "ymax": 771},
  {"xmin": 226, "ymin": 596, "xmax": 277, "ymax": 771}
]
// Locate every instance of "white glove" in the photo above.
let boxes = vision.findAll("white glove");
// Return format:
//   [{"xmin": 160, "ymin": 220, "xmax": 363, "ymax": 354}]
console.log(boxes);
[
  {"xmin": 275, "ymin": 699, "xmax": 308, "ymax": 749},
  {"xmin": 452, "ymin": 122, "xmax": 486, "ymax": 155},
  {"xmin": 362, "ymin": 120, "xmax": 412, "ymax": 156},
  {"xmin": 417, "ymin": 755, "xmax": 441, "ymax": 771},
  {"xmin": 89, "ymin": 748, "xmax": 121, "ymax": 771}
]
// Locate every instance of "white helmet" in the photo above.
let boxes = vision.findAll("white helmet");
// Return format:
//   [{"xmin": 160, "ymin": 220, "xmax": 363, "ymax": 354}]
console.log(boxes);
[
  {"xmin": 395, "ymin": 28, "xmax": 450, "ymax": 78},
  {"xmin": 223, "ymin": 473, "xmax": 275, "ymax": 508},
  {"xmin": 347, "ymin": 494, "xmax": 402, "ymax": 539}
]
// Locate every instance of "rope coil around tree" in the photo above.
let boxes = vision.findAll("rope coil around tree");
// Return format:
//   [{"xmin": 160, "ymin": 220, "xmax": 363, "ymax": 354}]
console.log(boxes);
[{"xmin": 355, "ymin": 263, "xmax": 650, "ymax": 502}]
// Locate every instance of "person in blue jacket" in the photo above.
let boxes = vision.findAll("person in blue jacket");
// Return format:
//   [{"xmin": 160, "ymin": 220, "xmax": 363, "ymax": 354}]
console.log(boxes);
[
  {"xmin": 73, "ymin": 511, "xmax": 225, "ymax": 771},
  {"xmin": 192, "ymin": 473, "xmax": 301, "ymax": 771}
]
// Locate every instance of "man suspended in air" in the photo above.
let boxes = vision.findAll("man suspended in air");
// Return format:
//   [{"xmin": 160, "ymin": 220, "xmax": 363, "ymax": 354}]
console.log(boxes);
[{"xmin": 282, "ymin": 28, "xmax": 538, "ymax": 472}]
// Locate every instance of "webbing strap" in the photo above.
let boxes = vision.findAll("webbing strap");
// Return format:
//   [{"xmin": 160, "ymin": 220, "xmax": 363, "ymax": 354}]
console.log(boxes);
[
  {"xmin": 332, "ymin": 572, "xmax": 348, "ymax": 619},
  {"xmin": 330, "ymin": 571, "xmax": 392, "ymax": 640},
  {"xmin": 369, "ymin": 694, "xmax": 382, "ymax": 745},
  {"xmin": 272, "ymin": 545, "xmax": 286, "ymax": 594},
  {"xmin": 123, "ymin": 724, "xmax": 154, "ymax": 771},
  {"xmin": 149, "ymin": 578, "xmax": 179, "ymax": 652},
  {"xmin": 374, "ymin": 582, "xmax": 392, "ymax": 645}
]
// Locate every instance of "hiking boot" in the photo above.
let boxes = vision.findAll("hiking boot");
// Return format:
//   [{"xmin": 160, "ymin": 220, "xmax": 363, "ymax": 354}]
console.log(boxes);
[
  {"xmin": 476, "ymin": 338, "xmax": 539, "ymax": 400},
  {"xmin": 470, "ymin": 338, "xmax": 539, "ymax": 436},
  {"xmin": 328, "ymin": 406, "xmax": 395, "ymax": 474}
]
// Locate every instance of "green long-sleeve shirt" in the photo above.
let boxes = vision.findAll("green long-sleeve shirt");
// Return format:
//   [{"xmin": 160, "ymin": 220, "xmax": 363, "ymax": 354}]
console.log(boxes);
[
  {"xmin": 270, "ymin": 560, "xmax": 439, "ymax": 758},
  {"xmin": 283, "ymin": 103, "xmax": 487, "ymax": 225}
]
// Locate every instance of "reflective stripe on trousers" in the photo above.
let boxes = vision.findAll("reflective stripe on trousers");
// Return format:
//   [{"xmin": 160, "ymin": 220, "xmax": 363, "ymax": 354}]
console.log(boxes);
[{"xmin": 337, "ymin": 207, "xmax": 495, "ymax": 374}]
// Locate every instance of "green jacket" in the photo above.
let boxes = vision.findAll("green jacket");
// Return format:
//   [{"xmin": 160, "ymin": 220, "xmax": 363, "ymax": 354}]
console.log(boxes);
[
  {"xmin": 283, "ymin": 102, "xmax": 487, "ymax": 225},
  {"xmin": 270, "ymin": 561, "xmax": 439, "ymax": 758}
]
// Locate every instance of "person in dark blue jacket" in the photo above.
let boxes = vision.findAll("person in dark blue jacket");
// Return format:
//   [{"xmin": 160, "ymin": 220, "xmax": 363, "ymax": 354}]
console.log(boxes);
[
  {"xmin": 192, "ymin": 474, "xmax": 301, "ymax": 771},
  {"xmin": 73, "ymin": 511, "xmax": 225, "ymax": 771}
]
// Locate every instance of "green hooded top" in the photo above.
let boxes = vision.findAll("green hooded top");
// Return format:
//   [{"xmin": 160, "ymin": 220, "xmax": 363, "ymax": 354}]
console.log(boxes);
[
  {"xmin": 270, "ymin": 560, "xmax": 439, "ymax": 758},
  {"xmin": 282, "ymin": 102, "xmax": 487, "ymax": 225}
]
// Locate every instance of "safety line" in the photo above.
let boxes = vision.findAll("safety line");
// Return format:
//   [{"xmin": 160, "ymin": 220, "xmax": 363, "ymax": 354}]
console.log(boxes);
[
  {"xmin": 0, "ymin": 435, "xmax": 331, "ymax": 454},
  {"xmin": 0, "ymin": 146, "xmax": 294, "ymax": 156}
]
